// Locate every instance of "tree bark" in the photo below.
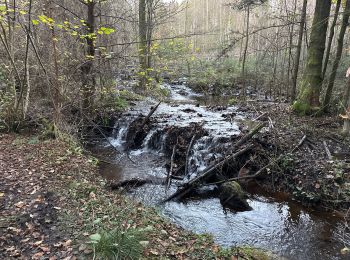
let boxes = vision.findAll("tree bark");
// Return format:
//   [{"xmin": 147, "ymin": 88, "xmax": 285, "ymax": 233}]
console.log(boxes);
[
  {"xmin": 139, "ymin": 0, "xmax": 147, "ymax": 90},
  {"xmin": 342, "ymin": 78, "xmax": 350, "ymax": 134},
  {"xmin": 241, "ymin": 5, "xmax": 250, "ymax": 78},
  {"xmin": 322, "ymin": 0, "xmax": 341, "ymax": 79},
  {"xmin": 323, "ymin": 0, "xmax": 350, "ymax": 111},
  {"xmin": 293, "ymin": 0, "xmax": 331, "ymax": 114},
  {"xmin": 81, "ymin": 1, "xmax": 96, "ymax": 111},
  {"xmin": 290, "ymin": 0, "xmax": 307, "ymax": 103}
]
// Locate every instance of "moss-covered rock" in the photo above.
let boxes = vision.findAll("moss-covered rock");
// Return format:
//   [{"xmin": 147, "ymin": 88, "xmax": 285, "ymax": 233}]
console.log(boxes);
[{"xmin": 219, "ymin": 181, "xmax": 252, "ymax": 211}]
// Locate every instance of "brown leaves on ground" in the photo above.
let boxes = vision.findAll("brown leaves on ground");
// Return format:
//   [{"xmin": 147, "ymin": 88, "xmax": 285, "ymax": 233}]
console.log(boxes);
[{"xmin": 0, "ymin": 134, "xmax": 90, "ymax": 259}]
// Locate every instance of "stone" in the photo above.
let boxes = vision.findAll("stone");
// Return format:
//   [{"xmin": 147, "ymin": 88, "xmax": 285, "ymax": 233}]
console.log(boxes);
[{"xmin": 219, "ymin": 181, "xmax": 252, "ymax": 212}]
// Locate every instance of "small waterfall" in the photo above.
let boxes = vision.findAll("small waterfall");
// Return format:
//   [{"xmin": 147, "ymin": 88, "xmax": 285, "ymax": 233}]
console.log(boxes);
[
  {"xmin": 108, "ymin": 118, "xmax": 134, "ymax": 148},
  {"xmin": 130, "ymin": 129, "xmax": 159, "ymax": 156}
]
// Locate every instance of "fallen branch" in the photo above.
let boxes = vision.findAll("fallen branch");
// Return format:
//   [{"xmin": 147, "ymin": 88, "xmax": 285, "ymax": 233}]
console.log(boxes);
[
  {"xmin": 184, "ymin": 134, "xmax": 196, "ymax": 177},
  {"xmin": 323, "ymin": 141, "xmax": 333, "ymax": 160},
  {"xmin": 161, "ymin": 122, "xmax": 266, "ymax": 203},
  {"xmin": 142, "ymin": 102, "xmax": 161, "ymax": 126},
  {"xmin": 166, "ymin": 145, "xmax": 177, "ymax": 191},
  {"xmin": 209, "ymin": 134, "xmax": 311, "ymax": 186},
  {"xmin": 233, "ymin": 122, "xmax": 267, "ymax": 149},
  {"xmin": 291, "ymin": 134, "xmax": 307, "ymax": 153},
  {"xmin": 161, "ymin": 145, "xmax": 254, "ymax": 203}
]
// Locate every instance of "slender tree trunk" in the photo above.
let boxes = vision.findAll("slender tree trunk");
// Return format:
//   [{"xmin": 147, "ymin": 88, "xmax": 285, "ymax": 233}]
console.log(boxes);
[
  {"xmin": 241, "ymin": 5, "xmax": 250, "ymax": 77},
  {"xmin": 293, "ymin": 0, "xmax": 331, "ymax": 114},
  {"xmin": 81, "ymin": 1, "xmax": 96, "ymax": 111},
  {"xmin": 344, "ymin": 77, "xmax": 350, "ymax": 110},
  {"xmin": 23, "ymin": 0, "xmax": 33, "ymax": 119},
  {"xmin": 323, "ymin": 0, "xmax": 350, "ymax": 111},
  {"xmin": 287, "ymin": 0, "xmax": 297, "ymax": 94},
  {"xmin": 146, "ymin": 0, "xmax": 153, "ymax": 69},
  {"xmin": 291, "ymin": 0, "xmax": 307, "ymax": 103},
  {"xmin": 139, "ymin": 0, "xmax": 147, "ymax": 90},
  {"xmin": 322, "ymin": 0, "xmax": 341, "ymax": 79},
  {"xmin": 342, "ymin": 76, "xmax": 350, "ymax": 134}
]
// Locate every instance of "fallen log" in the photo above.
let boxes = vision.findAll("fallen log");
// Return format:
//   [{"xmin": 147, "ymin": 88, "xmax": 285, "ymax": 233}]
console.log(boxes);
[
  {"xmin": 162, "ymin": 145, "xmax": 254, "ymax": 203},
  {"xmin": 142, "ymin": 102, "xmax": 161, "ymax": 126},
  {"xmin": 161, "ymin": 122, "xmax": 266, "ymax": 203}
]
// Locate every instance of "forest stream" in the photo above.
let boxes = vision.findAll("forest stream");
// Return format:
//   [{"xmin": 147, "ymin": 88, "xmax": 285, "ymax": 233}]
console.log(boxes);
[{"xmin": 95, "ymin": 84, "xmax": 349, "ymax": 260}]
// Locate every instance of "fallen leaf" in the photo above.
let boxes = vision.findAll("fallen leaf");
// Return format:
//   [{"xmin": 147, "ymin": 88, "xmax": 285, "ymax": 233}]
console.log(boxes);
[
  {"xmin": 39, "ymin": 246, "xmax": 50, "ymax": 252},
  {"xmin": 63, "ymin": 239, "xmax": 72, "ymax": 247},
  {"xmin": 78, "ymin": 244, "xmax": 87, "ymax": 251},
  {"xmin": 341, "ymin": 247, "xmax": 349, "ymax": 255},
  {"xmin": 150, "ymin": 250, "xmax": 159, "ymax": 255},
  {"xmin": 15, "ymin": 201, "xmax": 25, "ymax": 208},
  {"xmin": 33, "ymin": 240, "xmax": 43, "ymax": 246},
  {"xmin": 32, "ymin": 252, "xmax": 44, "ymax": 259}
]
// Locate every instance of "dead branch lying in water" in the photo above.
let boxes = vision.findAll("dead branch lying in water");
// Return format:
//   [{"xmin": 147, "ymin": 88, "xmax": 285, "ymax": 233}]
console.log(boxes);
[{"xmin": 162, "ymin": 122, "xmax": 267, "ymax": 202}]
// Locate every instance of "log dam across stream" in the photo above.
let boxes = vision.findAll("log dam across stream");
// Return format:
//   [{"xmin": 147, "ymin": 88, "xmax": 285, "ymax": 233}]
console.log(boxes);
[{"xmin": 95, "ymin": 83, "xmax": 349, "ymax": 260}]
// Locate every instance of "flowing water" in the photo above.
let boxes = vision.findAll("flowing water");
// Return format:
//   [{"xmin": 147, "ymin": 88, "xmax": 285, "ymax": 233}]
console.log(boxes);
[{"xmin": 98, "ymin": 84, "xmax": 349, "ymax": 260}]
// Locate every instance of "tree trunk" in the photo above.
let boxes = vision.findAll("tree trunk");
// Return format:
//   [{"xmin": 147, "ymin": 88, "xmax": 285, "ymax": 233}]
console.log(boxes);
[
  {"xmin": 81, "ymin": 1, "xmax": 96, "ymax": 111},
  {"xmin": 323, "ymin": 0, "xmax": 350, "ymax": 111},
  {"xmin": 241, "ymin": 5, "xmax": 250, "ymax": 78},
  {"xmin": 287, "ymin": 0, "xmax": 297, "ymax": 95},
  {"xmin": 139, "ymin": 0, "xmax": 147, "ymax": 90},
  {"xmin": 342, "ymin": 78, "xmax": 350, "ymax": 134},
  {"xmin": 290, "ymin": 0, "xmax": 307, "ymax": 103},
  {"xmin": 146, "ymin": 0, "xmax": 153, "ymax": 69},
  {"xmin": 322, "ymin": 0, "xmax": 341, "ymax": 79},
  {"xmin": 293, "ymin": 0, "xmax": 331, "ymax": 114}
]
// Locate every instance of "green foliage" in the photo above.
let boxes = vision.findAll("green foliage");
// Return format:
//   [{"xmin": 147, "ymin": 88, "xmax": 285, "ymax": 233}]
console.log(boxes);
[
  {"xmin": 292, "ymin": 100, "xmax": 311, "ymax": 115},
  {"xmin": 96, "ymin": 86, "xmax": 128, "ymax": 111},
  {"xmin": 228, "ymin": 97, "xmax": 238, "ymax": 106},
  {"xmin": 276, "ymin": 154, "xmax": 295, "ymax": 172},
  {"xmin": 88, "ymin": 228, "xmax": 147, "ymax": 260}
]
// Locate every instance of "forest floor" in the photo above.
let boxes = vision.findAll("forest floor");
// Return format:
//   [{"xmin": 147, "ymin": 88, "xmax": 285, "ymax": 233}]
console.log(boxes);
[
  {"xmin": 0, "ymin": 133, "xmax": 270, "ymax": 260},
  {"xmin": 239, "ymin": 100, "xmax": 350, "ymax": 214}
]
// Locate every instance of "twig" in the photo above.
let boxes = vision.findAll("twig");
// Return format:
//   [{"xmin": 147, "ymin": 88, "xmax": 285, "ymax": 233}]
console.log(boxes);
[
  {"xmin": 184, "ymin": 134, "xmax": 196, "ymax": 177},
  {"xmin": 252, "ymin": 112, "xmax": 267, "ymax": 121},
  {"xmin": 166, "ymin": 145, "xmax": 177, "ymax": 191},
  {"xmin": 323, "ymin": 141, "xmax": 333, "ymax": 160},
  {"xmin": 291, "ymin": 135, "xmax": 307, "ymax": 153}
]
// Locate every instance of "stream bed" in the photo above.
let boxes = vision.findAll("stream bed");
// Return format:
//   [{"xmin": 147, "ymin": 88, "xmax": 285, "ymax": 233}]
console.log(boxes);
[{"xmin": 98, "ymin": 84, "xmax": 349, "ymax": 260}]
